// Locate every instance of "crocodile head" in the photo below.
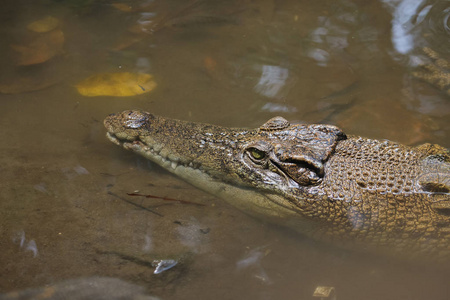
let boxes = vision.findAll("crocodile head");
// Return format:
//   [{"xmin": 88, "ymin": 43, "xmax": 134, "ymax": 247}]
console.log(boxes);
[{"xmin": 104, "ymin": 110, "xmax": 346, "ymax": 227}]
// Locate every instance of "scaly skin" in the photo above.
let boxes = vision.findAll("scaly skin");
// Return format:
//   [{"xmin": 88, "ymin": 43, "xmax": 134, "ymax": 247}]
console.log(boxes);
[{"xmin": 104, "ymin": 110, "xmax": 450, "ymax": 262}]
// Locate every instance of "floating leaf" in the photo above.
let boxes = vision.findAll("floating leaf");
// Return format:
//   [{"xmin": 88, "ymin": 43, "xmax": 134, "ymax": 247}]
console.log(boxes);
[
  {"xmin": 27, "ymin": 16, "xmax": 60, "ymax": 33},
  {"xmin": 11, "ymin": 29, "xmax": 64, "ymax": 66},
  {"xmin": 76, "ymin": 72, "xmax": 156, "ymax": 97}
]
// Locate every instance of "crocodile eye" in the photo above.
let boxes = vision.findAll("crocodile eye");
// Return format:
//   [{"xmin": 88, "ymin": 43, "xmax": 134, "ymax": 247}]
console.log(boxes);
[{"xmin": 249, "ymin": 148, "xmax": 266, "ymax": 160}]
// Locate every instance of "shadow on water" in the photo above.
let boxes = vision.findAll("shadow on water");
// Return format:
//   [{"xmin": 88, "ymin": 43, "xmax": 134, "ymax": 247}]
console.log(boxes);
[{"xmin": 0, "ymin": 0, "xmax": 449, "ymax": 299}]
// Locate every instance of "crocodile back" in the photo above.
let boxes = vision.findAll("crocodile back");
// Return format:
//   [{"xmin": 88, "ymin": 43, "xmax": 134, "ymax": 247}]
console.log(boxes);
[{"xmin": 299, "ymin": 138, "xmax": 450, "ymax": 261}]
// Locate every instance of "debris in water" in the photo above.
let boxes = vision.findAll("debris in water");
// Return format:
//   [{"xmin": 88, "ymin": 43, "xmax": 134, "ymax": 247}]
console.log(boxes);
[
  {"xmin": 127, "ymin": 192, "xmax": 205, "ymax": 206},
  {"xmin": 152, "ymin": 259, "xmax": 178, "ymax": 274},
  {"xmin": 313, "ymin": 286, "xmax": 336, "ymax": 300}
]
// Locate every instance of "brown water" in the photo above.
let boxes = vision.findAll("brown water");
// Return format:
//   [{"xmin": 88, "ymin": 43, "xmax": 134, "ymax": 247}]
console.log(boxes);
[{"xmin": 0, "ymin": 0, "xmax": 449, "ymax": 299}]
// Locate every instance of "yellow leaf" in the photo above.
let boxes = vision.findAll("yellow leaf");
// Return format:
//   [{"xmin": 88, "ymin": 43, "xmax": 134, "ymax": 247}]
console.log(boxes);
[
  {"xmin": 27, "ymin": 16, "xmax": 60, "ymax": 33},
  {"xmin": 76, "ymin": 72, "xmax": 157, "ymax": 97}
]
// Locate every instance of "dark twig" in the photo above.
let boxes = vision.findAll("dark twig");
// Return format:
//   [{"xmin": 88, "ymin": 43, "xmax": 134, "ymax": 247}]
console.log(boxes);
[
  {"xmin": 107, "ymin": 191, "xmax": 164, "ymax": 217},
  {"xmin": 127, "ymin": 192, "xmax": 206, "ymax": 206}
]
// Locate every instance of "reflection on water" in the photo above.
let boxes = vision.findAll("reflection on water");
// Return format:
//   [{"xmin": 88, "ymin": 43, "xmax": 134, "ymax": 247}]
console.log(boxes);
[
  {"xmin": 254, "ymin": 65, "xmax": 289, "ymax": 98},
  {"xmin": 382, "ymin": 0, "xmax": 426, "ymax": 55},
  {"xmin": 236, "ymin": 246, "xmax": 272, "ymax": 285},
  {"xmin": 0, "ymin": 0, "xmax": 449, "ymax": 299},
  {"xmin": 382, "ymin": 0, "xmax": 450, "ymax": 56},
  {"xmin": 12, "ymin": 231, "xmax": 39, "ymax": 258},
  {"xmin": 153, "ymin": 259, "xmax": 178, "ymax": 274},
  {"xmin": 380, "ymin": 0, "xmax": 450, "ymax": 125},
  {"xmin": 261, "ymin": 102, "xmax": 298, "ymax": 113},
  {"xmin": 0, "ymin": 277, "xmax": 160, "ymax": 300}
]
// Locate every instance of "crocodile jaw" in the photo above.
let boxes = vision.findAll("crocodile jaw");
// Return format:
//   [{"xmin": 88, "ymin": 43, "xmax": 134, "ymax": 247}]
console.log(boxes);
[{"xmin": 105, "ymin": 131, "xmax": 306, "ymax": 227}]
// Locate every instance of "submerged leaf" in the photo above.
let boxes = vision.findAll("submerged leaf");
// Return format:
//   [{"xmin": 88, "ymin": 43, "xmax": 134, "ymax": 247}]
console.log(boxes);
[
  {"xmin": 0, "ymin": 59, "xmax": 70, "ymax": 94},
  {"xmin": 111, "ymin": 3, "xmax": 133, "ymax": 12},
  {"xmin": 27, "ymin": 16, "xmax": 60, "ymax": 33},
  {"xmin": 112, "ymin": 35, "xmax": 144, "ymax": 51},
  {"xmin": 76, "ymin": 72, "xmax": 156, "ymax": 97},
  {"xmin": 0, "ymin": 75, "xmax": 59, "ymax": 94},
  {"xmin": 111, "ymin": 2, "xmax": 157, "ymax": 13},
  {"xmin": 0, "ymin": 59, "xmax": 68, "ymax": 94},
  {"xmin": 11, "ymin": 29, "xmax": 64, "ymax": 66}
]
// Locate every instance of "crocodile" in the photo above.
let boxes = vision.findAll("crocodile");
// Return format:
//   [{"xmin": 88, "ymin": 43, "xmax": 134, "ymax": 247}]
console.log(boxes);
[{"xmin": 104, "ymin": 110, "xmax": 450, "ymax": 262}]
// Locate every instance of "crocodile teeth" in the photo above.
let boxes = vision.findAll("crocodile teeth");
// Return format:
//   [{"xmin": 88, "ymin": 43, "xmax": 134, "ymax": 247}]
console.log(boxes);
[
  {"xmin": 153, "ymin": 144, "xmax": 163, "ymax": 152},
  {"xmin": 171, "ymin": 162, "xmax": 178, "ymax": 169},
  {"xmin": 168, "ymin": 154, "xmax": 180, "ymax": 163}
]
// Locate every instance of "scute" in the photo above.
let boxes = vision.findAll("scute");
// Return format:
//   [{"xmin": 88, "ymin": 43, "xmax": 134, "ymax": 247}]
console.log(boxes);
[{"xmin": 260, "ymin": 116, "xmax": 290, "ymax": 131}]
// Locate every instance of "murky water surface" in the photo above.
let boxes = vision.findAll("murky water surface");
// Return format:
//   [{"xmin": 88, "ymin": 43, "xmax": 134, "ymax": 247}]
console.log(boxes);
[{"xmin": 0, "ymin": 0, "xmax": 449, "ymax": 299}]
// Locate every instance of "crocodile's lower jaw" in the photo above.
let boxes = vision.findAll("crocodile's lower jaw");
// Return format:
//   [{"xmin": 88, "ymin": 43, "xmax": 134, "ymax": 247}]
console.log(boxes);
[{"xmin": 106, "ymin": 132, "xmax": 307, "ymax": 229}]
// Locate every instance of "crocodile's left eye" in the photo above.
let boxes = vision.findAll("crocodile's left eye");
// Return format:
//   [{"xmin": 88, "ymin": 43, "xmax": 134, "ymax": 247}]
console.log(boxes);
[{"xmin": 248, "ymin": 147, "xmax": 266, "ymax": 160}]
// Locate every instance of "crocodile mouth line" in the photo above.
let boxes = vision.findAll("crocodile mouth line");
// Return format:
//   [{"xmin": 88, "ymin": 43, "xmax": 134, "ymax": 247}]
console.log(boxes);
[{"xmin": 106, "ymin": 132, "xmax": 201, "ymax": 172}]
